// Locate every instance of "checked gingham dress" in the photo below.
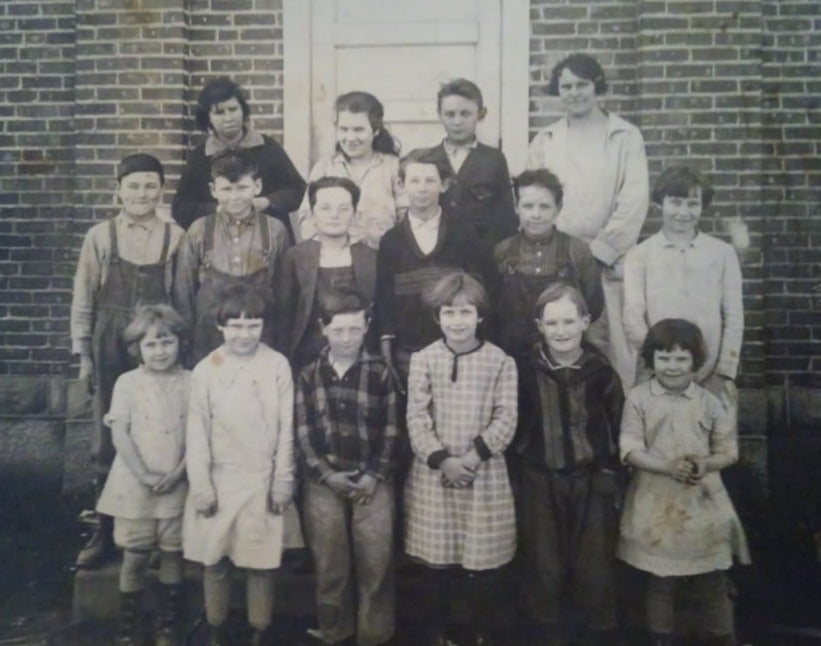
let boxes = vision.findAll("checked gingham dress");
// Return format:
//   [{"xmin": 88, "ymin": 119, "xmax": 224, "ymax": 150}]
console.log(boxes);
[{"xmin": 404, "ymin": 339, "xmax": 518, "ymax": 571}]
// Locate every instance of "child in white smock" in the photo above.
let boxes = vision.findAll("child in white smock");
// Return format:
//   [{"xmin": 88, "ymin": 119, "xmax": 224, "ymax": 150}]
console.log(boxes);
[
  {"xmin": 96, "ymin": 304, "xmax": 191, "ymax": 646},
  {"xmin": 617, "ymin": 318, "xmax": 750, "ymax": 646},
  {"xmin": 183, "ymin": 288, "xmax": 295, "ymax": 645}
]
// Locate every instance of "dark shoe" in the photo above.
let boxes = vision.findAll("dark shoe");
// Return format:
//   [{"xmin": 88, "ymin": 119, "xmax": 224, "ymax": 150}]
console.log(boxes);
[
  {"xmin": 75, "ymin": 515, "xmax": 116, "ymax": 568},
  {"xmin": 154, "ymin": 583, "xmax": 184, "ymax": 646},
  {"xmin": 115, "ymin": 591, "xmax": 143, "ymax": 646},
  {"xmin": 207, "ymin": 623, "xmax": 231, "ymax": 646}
]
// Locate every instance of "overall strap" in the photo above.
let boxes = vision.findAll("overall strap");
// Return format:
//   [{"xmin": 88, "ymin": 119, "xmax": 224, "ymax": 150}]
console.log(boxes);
[
  {"xmin": 158, "ymin": 223, "xmax": 171, "ymax": 264},
  {"xmin": 203, "ymin": 214, "xmax": 217, "ymax": 256},
  {"xmin": 258, "ymin": 212, "xmax": 271, "ymax": 255},
  {"xmin": 108, "ymin": 219, "xmax": 120, "ymax": 262}
]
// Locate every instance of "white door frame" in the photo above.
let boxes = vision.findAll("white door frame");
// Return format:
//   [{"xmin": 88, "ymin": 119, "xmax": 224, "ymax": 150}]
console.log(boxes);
[{"xmin": 282, "ymin": 0, "xmax": 530, "ymax": 178}]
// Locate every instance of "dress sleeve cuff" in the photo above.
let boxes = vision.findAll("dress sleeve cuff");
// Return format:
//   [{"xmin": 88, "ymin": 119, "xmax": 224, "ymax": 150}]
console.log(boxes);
[
  {"xmin": 589, "ymin": 238, "xmax": 620, "ymax": 267},
  {"xmin": 427, "ymin": 449, "xmax": 450, "ymax": 470},
  {"xmin": 473, "ymin": 436, "xmax": 493, "ymax": 461}
]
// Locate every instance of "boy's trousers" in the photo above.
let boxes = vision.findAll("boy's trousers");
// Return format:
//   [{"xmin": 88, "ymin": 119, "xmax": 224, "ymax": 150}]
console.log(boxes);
[
  {"xmin": 519, "ymin": 463, "xmax": 618, "ymax": 631},
  {"xmin": 303, "ymin": 478, "xmax": 395, "ymax": 646}
]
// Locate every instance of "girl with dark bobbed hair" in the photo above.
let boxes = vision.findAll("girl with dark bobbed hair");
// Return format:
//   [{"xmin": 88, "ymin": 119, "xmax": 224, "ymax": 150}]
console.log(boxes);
[
  {"xmin": 172, "ymin": 77, "xmax": 306, "ymax": 238},
  {"xmin": 527, "ymin": 52, "xmax": 650, "ymax": 392}
]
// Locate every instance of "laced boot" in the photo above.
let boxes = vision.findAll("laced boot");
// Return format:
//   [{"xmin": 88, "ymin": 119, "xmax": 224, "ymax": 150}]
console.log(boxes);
[
  {"xmin": 154, "ymin": 583, "xmax": 184, "ymax": 646},
  {"xmin": 75, "ymin": 512, "xmax": 115, "ymax": 568},
  {"xmin": 115, "ymin": 591, "xmax": 143, "ymax": 646}
]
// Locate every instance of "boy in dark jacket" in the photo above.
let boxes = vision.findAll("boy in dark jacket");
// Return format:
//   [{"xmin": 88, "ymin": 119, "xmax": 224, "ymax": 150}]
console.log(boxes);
[{"xmin": 515, "ymin": 283, "xmax": 624, "ymax": 645}]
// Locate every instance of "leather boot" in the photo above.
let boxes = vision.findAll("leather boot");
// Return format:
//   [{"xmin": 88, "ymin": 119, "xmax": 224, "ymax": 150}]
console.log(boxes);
[
  {"xmin": 154, "ymin": 583, "xmax": 184, "ymax": 646},
  {"xmin": 115, "ymin": 591, "xmax": 143, "ymax": 646},
  {"xmin": 75, "ymin": 512, "xmax": 115, "ymax": 568}
]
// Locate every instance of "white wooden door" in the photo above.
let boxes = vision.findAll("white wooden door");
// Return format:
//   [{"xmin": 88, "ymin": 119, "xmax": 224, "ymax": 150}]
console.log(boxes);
[
  {"xmin": 311, "ymin": 0, "xmax": 501, "ymax": 161},
  {"xmin": 284, "ymin": 0, "xmax": 530, "ymax": 176}
]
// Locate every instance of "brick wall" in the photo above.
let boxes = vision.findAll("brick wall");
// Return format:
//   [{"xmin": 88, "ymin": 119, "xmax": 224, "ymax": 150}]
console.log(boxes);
[
  {"xmin": 0, "ymin": 1, "xmax": 76, "ymax": 376},
  {"xmin": 529, "ymin": 0, "xmax": 819, "ymax": 398},
  {"xmin": 0, "ymin": 0, "xmax": 817, "ymax": 421}
]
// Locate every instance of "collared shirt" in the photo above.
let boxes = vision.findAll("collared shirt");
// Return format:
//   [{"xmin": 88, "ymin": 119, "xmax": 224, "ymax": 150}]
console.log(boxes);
[
  {"xmin": 407, "ymin": 209, "xmax": 442, "ymax": 255},
  {"xmin": 297, "ymin": 151, "xmax": 406, "ymax": 248},
  {"xmin": 204, "ymin": 126, "xmax": 266, "ymax": 157},
  {"xmin": 443, "ymin": 137, "xmax": 479, "ymax": 174},
  {"xmin": 71, "ymin": 212, "xmax": 185, "ymax": 355},
  {"xmin": 295, "ymin": 347, "xmax": 398, "ymax": 482},
  {"xmin": 527, "ymin": 111, "xmax": 649, "ymax": 266},
  {"xmin": 623, "ymin": 230, "xmax": 744, "ymax": 381},
  {"xmin": 173, "ymin": 208, "xmax": 290, "ymax": 329}
]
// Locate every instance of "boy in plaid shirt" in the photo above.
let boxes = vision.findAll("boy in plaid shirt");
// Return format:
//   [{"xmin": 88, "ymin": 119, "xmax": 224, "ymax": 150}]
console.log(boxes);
[{"xmin": 295, "ymin": 293, "xmax": 398, "ymax": 646}]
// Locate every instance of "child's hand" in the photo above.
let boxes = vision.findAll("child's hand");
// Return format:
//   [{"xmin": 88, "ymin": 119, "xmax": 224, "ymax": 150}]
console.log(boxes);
[
  {"xmin": 140, "ymin": 471, "xmax": 163, "ymax": 489},
  {"xmin": 152, "ymin": 471, "xmax": 182, "ymax": 494},
  {"xmin": 268, "ymin": 490, "xmax": 291, "ymax": 515},
  {"xmin": 441, "ymin": 457, "xmax": 475, "ymax": 488},
  {"xmin": 687, "ymin": 457, "xmax": 706, "ymax": 483},
  {"xmin": 78, "ymin": 354, "xmax": 94, "ymax": 394},
  {"xmin": 193, "ymin": 489, "xmax": 217, "ymax": 517},
  {"xmin": 461, "ymin": 449, "xmax": 481, "ymax": 473},
  {"xmin": 325, "ymin": 471, "xmax": 360, "ymax": 498},
  {"xmin": 668, "ymin": 457, "xmax": 697, "ymax": 484},
  {"xmin": 351, "ymin": 473, "xmax": 378, "ymax": 505}
]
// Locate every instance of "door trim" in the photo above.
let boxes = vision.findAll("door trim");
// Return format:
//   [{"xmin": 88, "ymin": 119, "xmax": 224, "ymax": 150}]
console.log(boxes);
[{"xmin": 283, "ymin": 0, "xmax": 529, "ymax": 177}]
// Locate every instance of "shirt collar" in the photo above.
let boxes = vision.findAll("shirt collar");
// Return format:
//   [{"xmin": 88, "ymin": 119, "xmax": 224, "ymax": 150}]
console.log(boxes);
[
  {"xmin": 332, "ymin": 150, "xmax": 385, "ymax": 171},
  {"xmin": 658, "ymin": 230, "xmax": 701, "ymax": 248},
  {"xmin": 443, "ymin": 138, "xmax": 478, "ymax": 155},
  {"xmin": 520, "ymin": 229, "xmax": 555, "ymax": 245},
  {"xmin": 408, "ymin": 208, "xmax": 442, "ymax": 231},
  {"xmin": 539, "ymin": 344, "xmax": 583, "ymax": 370},
  {"xmin": 205, "ymin": 126, "xmax": 265, "ymax": 157},
  {"xmin": 118, "ymin": 211, "xmax": 160, "ymax": 230},
  {"xmin": 649, "ymin": 378, "xmax": 697, "ymax": 398},
  {"xmin": 217, "ymin": 207, "xmax": 257, "ymax": 228}
]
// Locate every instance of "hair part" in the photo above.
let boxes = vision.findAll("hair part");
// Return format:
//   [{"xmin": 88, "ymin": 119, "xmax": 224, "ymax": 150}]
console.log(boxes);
[
  {"xmin": 641, "ymin": 318, "xmax": 707, "ymax": 372},
  {"xmin": 547, "ymin": 53, "xmax": 608, "ymax": 96},
  {"xmin": 398, "ymin": 147, "xmax": 453, "ymax": 182},
  {"xmin": 512, "ymin": 168, "xmax": 563, "ymax": 206},
  {"xmin": 210, "ymin": 151, "xmax": 259, "ymax": 182},
  {"xmin": 318, "ymin": 292, "xmax": 370, "ymax": 326},
  {"xmin": 117, "ymin": 153, "xmax": 165, "ymax": 185},
  {"xmin": 123, "ymin": 304, "xmax": 186, "ymax": 361},
  {"xmin": 215, "ymin": 288, "xmax": 267, "ymax": 326},
  {"xmin": 195, "ymin": 77, "xmax": 251, "ymax": 133},
  {"xmin": 651, "ymin": 165, "xmax": 715, "ymax": 208},
  {"xmin": 308, "ymin": 176, "xmax": 361, "ymax": 210},
  {"xmin": 423, "ymin": 271, "xmax": 489, "ymax": 319},
  {"xmin": 334, "ymin": 91, "xmax": 399, "ymax": 156},
  {"xmin": 533, "ymin": 283, "xmax": 589, "ymax": 320},
  {"xmin": 437, "ymin": 78, "xmax": 484, "ymax": 111}
]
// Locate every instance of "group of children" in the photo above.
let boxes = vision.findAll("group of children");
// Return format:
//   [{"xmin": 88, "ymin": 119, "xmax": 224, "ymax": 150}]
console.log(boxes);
[{"xmin": 70, "ymin": 74, "xmax": 749, "ymax": 646}]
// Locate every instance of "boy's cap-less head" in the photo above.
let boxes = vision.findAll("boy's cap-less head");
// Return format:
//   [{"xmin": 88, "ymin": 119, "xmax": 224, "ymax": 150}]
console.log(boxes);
[{"xmin": 117, "ymin": 153, "xmax": 165, "ymax": 184}]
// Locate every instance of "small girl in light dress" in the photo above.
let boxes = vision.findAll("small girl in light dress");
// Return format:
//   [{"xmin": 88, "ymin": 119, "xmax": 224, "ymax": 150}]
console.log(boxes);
[
  {"xmin": 183, "ymin": 288, "xmax": 295, "ymax": 645},
  {"xmin": 297, "ymin": 90, "xmax": 405, "ymax": 248},
  {"xmin": 617, "ymin": 319, "xmax": 750, "ymax": 646},
  {"xmin": 404, "ymin": 271, "xmax": 518, "ymax": 646},
  {"xmin": 96, "ymin": 304, "xmax": 191, "ymax": 646}
]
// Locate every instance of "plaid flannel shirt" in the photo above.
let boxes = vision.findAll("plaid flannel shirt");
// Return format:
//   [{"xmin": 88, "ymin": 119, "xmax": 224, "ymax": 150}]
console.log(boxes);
[{"xmin": 295, "ymin": 346, "xmax": 398, "ymax": 483}]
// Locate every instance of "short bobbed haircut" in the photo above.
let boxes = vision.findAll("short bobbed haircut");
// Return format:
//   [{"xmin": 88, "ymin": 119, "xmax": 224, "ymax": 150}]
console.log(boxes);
[
  {"xmin": 512, "ymin": 168, "xmax": 564, "ymax": 207},
  {"xmin": 123, "ymin": 304, "xmax": 187, "ymax": 361},
  {"xmin": 215, "ymin": 288, "xmax": 267, "ymax": 326},
  {"xmin": 195, "ymin": 77, "xmax": 251, "ymax": 133},
  {"xmin": 117, "ymin": 153, "xmax": 165, "ymax": 185},
  {"xmin": 398, "ymin": 147, "xmax": 453, "ymax": 183},
  {"xmin": 641, "ymin": 318, "xmax": 707, "ymax": 372},
  {"xmin": 533, "ymin": 283, "xmax": 589, "ymax": 320},
  {"xmin": 318, "ymin": 292, "xmax": 370, "ymax": 326},
  {"xmin": 308, "ymin": 176, "xmax": 361, "ymax": 211},
  {"xmin": 210, "ymin": 151, "xmax": 259, "ymax": 182},
  {"xmin": 547, "ymin": 53, "xmax": 608, "ymax": 96},
  {"xmin": 651, "ymin": 166, "xmax": 715, "ymax": 209},
  {"xmin": 437, "ymin": 78, "xmax": 484, "ymax": 111},
  {"xmin": 423, "ymin": 271, "xmax": 489, "ymax": 319}
]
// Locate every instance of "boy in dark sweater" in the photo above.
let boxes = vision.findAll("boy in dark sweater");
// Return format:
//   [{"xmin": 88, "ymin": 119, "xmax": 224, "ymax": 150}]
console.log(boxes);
[
  {"xmin": 515, "ymin": 283, "xmax": 624, "ymax": 645},
  {"xmin": 374, "ymin": 148, "xmax": 498, "ymax": 392}
]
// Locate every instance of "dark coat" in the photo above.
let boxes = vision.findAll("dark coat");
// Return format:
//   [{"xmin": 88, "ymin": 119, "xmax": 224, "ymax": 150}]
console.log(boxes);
[{"xmin": 275, "ymin": 239, "xmax": 377, "ymax": 358}]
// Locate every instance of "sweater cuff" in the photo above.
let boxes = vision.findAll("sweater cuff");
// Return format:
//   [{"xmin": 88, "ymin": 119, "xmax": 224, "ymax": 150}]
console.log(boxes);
[
  {"xmin": 473, "ymin": 436, "xmax": 493, "ymax": 461},
  {"xmin": 427, "ymin": 449, "xmax": 450, "ymax": 470},
  {"xmin": 589, "ymin": 238, "xmax": 621, "ymax": 267}
]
